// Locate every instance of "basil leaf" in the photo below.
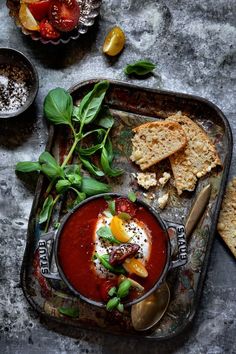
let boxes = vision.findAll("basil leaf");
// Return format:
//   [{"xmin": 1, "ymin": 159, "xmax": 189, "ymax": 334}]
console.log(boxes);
[
  {"xmin": 39, "ymin": 195, "xmax": 54, "ymax": 224},
  {"xmin": 117, "ymin": 279, "xmax": 132, "ymax": 298},
  {"xmin": 72, "ymin": 105, "xmax": 80, "ymax": 122},
  {"xmin": 97, "ymin": 226, "xmax": 120, "ymax": 244},
  {"xmin": 63, "ymin": 165, "xmax": 81, "ymax": 186},
  {"xmin": 97, "ymin": 108, "xmax": 114, "ymax": 128},
  {"xmin": 79, "ymin": 81, "xmax": 109, "ymax": 125},
  {"xmin": 117, "ymin": 303, "xmax": 124, "ymax": 313},
  {"xmin": 44, "ymin": 88, "xmax": 73, "ymax": 125},
  {"xmin": 80, "ymin": 156, "xmax": 104, "ymax": 177},
  {"xmin": 124, "ymin": 60, "xmax": 156, "ymax": 76},
  {"xmin": 78, "ymin": 129, "xmax": 106, "ymax": 156},
  {"xmin": 104, "ymin": 137, "xmax": 114, "ymax": 163},
  {"xmin": 73, "ymin": 192, "xmax": 86, "ymax": 206},
  {"xmin": 95, "ymin": 253, "xmax": 126, "ymax": 274},
  {"xmin": 15, "ymin": 161, "xmax": 41, "ymax": 173},
  {"xmin": 108, "ymin": 200, "xmax": 116, "ymax": 215},
  {"xmin": 101, "ymin": 147, "xmax": 123, "ymax": 177},
  {"xmin": 81, "ymin": 177, "xmax": 111, "ymax": 196},
  {"xmin": 118, "ymin": 212, "xmax": 131, "ymax": 221},
  {"xmin": 79, "ymin": 143, "xmax": 103, "ymax": 156},
  {"xmin": 68, "ymin": 174, "xmax": 82, "ymax": 187},
  {"xmin": 39, "ymin": 152, "xmax": 64, "ymax": 179},
  {"xmin": 103, "ymin": 210, "xmax": 113, "ymax": 218},
  {"xmin": 128, "ymin": 191, "xmax": 136, "ymax": 202},
  {"xmin": 106, "ymin": 297, "xmax": 120, "ymax": 311},
  {"xmin": 64, "ymin": 164, "xmax": 80, "ymax": 176},
  {"xmin": 55, "ymin": 179, "xmax": 71, "ymax": 194},
  {"xmin": 58, "ymin": 307, "xmax": 80, "ymax": 318},
  {"xmin": 108, "ymin": 286, "xmax": 117, "ymax": 297}
]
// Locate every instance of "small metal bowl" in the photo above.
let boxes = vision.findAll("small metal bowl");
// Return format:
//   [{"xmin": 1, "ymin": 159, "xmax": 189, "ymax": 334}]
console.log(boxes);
[{"xmin": 0, "ymin": 48, "xmax": 38, "ymax": 119}]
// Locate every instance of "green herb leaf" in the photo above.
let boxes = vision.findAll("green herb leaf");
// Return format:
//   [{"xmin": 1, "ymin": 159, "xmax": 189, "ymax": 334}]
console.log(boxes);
[
  {"xmin": 78, "ymin": 129, "xmax": 106, "ymax": 156},
  {"xmin": 44, "ymin": 88, "xmax": 73, "ymax": 126},
  {"xmin": 97, "ymin": 226, "xmax": 120, "ymax": 244},
  {"xmin": 124, "ymin": 60, "xmax": 156, "ymax": 76},
  {"xmin": 97, "ymin": 111, "xmax": 114, "ymax": 129},
  {"xmin": 55, "ymin": 179, "xmax": 71, "ymax": 194},
  {"xmin": 117, "ymin": 279, "xmax": 132, "ymax": 298},
  {"xmin": 108, "ymin": 286, "xmax": 117, "ymax": 297},
  {"xmin": 58, "ymin": 307, "xmax": 80, "ymax": 318},
  {"xmin": 53, "ymin": 222, "xmax": 60, "ymax": 230},
  {"xmin": 106, "ymin": 297, "xmax": 120, "ymax": 311},
  {"xmin": 39, "ymin": 195, "xmax": 54, "ymax": 224},
  {"xmin": 118, "ymin": 212, "xmax": 131, "ymax": 221},
  {"xmin": 64, "ymin": 164, "xmax": 80, "ymax": 176},
  {"xmin": 103, "ymin": 210, "xmax": 113, "ymax": 218},
  {"xmin": 101, "ymin": 146, "xmax": 123, "ymax": 177},
  {"xmin": 128, "ymin": 191, "xmax": 136, "ymax": 202},
  {"xmin": 15, "ymin": 161, "xmax": 41, "ymax": 173},
  {"xmin": 79, "ymin": 143, "xmax": 103, "ymax": 156},
  {"xmin": 72, "ymin": 105, "xmax": 80, "ymax": 122},
  {"xmin": 80, "ymin": 156, "xmax": 105, "ymax": 177},
  {"xmin": 81, "ymin": 177, "xmax": 111, "ymax": 196},
  {"xmin": 39, "ymin": 152, "xmax": 64, "ymax": 179},
  {"xmin": 117, "ymin": 303, "xmax": 124, "ymax": 313},
  {"xmin": 79, "ymin": 81, "xmax": 109, "ymax": 126},
  {"xmin": 64, "ymin": 164, "xmax": 82, "ymax": 187},
  {"xmin": 105, "ymin": 137, "xmax": 114, "ymax": 163},
  {"xmin": 108, "ymin": 200, "xmax": 116, "ymax": 216},
  {"xmin": 95, "ymin": 253, "xmax": 126, "ymax": 274},
  {"xmin": 72, "ymin": 192, "xmax": 86, "ymax": 207}
]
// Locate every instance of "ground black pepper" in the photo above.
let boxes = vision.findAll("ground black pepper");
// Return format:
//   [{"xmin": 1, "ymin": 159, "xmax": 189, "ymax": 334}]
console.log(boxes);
[{"xmin": 0, "ymin": 64, "xmax": 30, "ymax": 113}]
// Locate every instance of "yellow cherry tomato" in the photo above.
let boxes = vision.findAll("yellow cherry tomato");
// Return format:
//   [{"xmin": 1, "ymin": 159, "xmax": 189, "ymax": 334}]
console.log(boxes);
[
  {"xmin": 19, "ymin": 3, "xmax": 40, "ymax": 31},
  {"xmin": 103, "ymin": 26, "xmax": 125, "ymax": 56},
  {"xmin": 110, "ymin": 215, "xmax": 130, "ymax": 242},
  {"xmin": 123, "ymin": 258, "xmax": 148, "ymax": 278}
]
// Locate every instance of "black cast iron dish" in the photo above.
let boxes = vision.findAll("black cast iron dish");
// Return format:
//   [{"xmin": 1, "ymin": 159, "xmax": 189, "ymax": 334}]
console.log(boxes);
[
  {"xmin": 38, "ymin": 193, "xmax": 188, "ymax": 307},
  {"xmin": 0, "ymin": 47, "xmax": 38, "ymax": 119}
]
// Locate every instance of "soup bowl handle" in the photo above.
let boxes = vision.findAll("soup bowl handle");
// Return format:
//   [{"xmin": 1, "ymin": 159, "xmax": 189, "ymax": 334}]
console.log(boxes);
[
  {"xmin": 164, "ymin": 220, "xmax": 188, "ymax": 269},
  {"xmin": 38, "ymin": 231, "xmax": 61, "ymax": 281}
]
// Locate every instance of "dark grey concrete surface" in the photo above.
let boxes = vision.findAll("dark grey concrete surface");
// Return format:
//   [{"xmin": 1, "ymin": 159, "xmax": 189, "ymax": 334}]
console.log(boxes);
[{"xmin": 0, "ymin": 1, "xmax": 235, "ymax": 353}]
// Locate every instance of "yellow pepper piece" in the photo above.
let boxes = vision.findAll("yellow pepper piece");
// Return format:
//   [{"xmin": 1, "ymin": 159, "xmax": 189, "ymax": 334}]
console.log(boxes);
[
  {"xmin": 110, "ymin": 215, "xmax": 130, "ymax": 242},
  {"xmin": 19, "ymin": 3, "xmax": 40, "ymax": 31},
  {"xmin": 123, "ymin": 258, "xmax": 148, "ymax": 278},
  {"xmin": 103, "ymin": 26, "xmax": 125, "ymax": 56}
]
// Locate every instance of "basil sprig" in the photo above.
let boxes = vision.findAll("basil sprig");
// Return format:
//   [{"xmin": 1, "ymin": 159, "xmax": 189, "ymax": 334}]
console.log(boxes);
[
  {"xmin": 16, "ymin": 80, "xmax": 123, "ymax": 229},
  {"xmin": 124, "ymin": 60, "xmax": 156, "ymax": 76}
]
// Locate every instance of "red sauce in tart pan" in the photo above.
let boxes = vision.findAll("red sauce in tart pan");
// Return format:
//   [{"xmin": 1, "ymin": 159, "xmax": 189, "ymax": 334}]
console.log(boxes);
[{"xmin": 56, "ymin": 196, "xmax": 169, "ymax": 305}]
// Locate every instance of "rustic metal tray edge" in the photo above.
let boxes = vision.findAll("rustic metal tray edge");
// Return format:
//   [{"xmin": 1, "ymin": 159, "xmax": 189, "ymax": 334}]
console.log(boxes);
[{"xmin": 20, "ymin": 79, "xmax": 233, "ymax": 341}]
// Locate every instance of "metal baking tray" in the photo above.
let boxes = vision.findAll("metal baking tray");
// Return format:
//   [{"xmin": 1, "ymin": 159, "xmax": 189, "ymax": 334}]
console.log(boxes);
[{"xmin": 20, "ymin": 79, "xmax": 232, "ymax": 340}]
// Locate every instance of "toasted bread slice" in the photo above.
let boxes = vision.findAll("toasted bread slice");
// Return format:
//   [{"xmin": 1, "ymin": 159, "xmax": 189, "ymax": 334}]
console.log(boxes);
[
  {"xmin": 166, "ymin": 113, "xmax": 221, "ymax": 195},
  {"xmin": 217, "ymin": 178, "xmax": 236, "ymax": 258},
  {"xmin": 130, "ymin": 121, "xmax": 187, "ymax": 170}
]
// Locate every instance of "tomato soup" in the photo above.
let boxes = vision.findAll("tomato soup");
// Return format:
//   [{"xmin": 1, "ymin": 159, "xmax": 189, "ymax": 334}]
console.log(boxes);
[{"xmin": 57, "ymin": 196, "xmax": 168, "ymax": 304}]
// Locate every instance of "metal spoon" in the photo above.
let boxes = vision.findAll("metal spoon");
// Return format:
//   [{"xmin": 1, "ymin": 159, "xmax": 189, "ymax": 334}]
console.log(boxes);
[
  {"xmin": 131, "ymin": 184, "xmax": 212, "ymax": 331},
  {"xmin": 131, "ymin": 282, "xmax": 170, "ymax": 331}
]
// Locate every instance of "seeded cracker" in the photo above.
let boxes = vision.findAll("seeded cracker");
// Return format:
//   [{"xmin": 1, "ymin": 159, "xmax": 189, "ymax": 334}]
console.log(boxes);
[
  {"xmin": 217, "ymin": 178, "xmax": 236, "ymax": 258},
  {"xmin": 166, "ymin": 113, "xmax": 221, "ymax": 195}
]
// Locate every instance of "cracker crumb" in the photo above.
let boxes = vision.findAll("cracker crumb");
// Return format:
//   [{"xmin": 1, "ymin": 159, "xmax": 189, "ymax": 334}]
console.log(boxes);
[
  {"xmin": 158, "ymin": 193, "xmax": 169, "ymax": 209},
  {"xmin": 159, "ymin": 172, "xmax": 171, "ymax": 186},
  {"xmin": 136, "ymin": 172, "xmax": 157, "ymax": 190}
]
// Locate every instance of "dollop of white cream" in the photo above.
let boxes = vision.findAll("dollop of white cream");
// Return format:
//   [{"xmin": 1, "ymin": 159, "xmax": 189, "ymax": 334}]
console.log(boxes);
[{"xmin": 93, "ymin": 214, "xmax": 151, "ymax": 278}]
